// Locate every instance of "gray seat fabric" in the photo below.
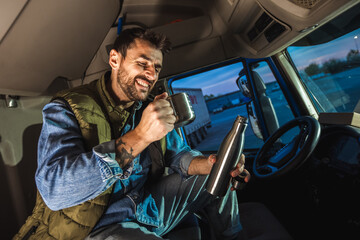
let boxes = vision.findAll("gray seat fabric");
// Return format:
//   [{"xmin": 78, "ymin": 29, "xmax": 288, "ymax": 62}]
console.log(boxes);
[{"xmin": 1, "ymin": 124, "xmax": 41, "ymax": 239}]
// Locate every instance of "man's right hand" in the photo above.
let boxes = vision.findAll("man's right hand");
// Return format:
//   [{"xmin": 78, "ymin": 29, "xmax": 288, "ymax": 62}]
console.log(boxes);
[
  {"xmin": 115, "ymin": 92, "xmax": 175, "ymax": 168},
  {"xmin": 135, "ymin": 92, "xmax": 176, "ymax": 144}
]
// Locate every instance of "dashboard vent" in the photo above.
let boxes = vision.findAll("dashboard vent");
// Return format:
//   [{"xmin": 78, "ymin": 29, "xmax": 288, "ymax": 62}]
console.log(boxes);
[
  {"xmin": 290, "ymin": 0, "xmax": 321, "ymax": 9},
  {"xmin": 247, "ymin": 12, "xmax": 273, "ymax": 42},
  {"xmin": 264, "ymin": 22, "xmax": 286, "ymax": 42},
  {"xmin": 256, "ymin": 12, "xmax": 273, "ymax": 32}
]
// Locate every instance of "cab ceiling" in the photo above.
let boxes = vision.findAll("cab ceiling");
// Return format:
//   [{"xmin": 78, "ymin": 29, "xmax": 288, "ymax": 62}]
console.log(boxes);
[{"xmin": 0, "ymin": 0, "xmax": 358, "ymax": 96}]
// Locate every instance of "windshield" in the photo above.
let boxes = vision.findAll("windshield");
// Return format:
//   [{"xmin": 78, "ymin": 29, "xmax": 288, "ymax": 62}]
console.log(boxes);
[{"xmin": 287, "ymin": 8, "xmax": 360, "ymax": 113}]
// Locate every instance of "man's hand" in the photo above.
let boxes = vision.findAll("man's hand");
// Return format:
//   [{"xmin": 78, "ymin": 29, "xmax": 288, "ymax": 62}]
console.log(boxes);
[
  {"xmin": 135, "ymin": 92, "xmax": 176, "ymax": 144},
  {"xmin": 229, "ymin": 154, "xmax": 250, "ymax": 191},
  {"xmin": 115, "ymin": 92, "xmax": 175, "ymax": 168},
  {"xmin": 188, "ymin": 154, "xmax": 250, "ymax": 186},
  {"xmin": 229, "ymin": 154, "xmax": 250, "ymax": 181}
]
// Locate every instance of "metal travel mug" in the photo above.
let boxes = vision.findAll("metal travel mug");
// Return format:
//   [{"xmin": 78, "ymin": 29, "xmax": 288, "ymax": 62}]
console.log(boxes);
[
  {"xmin": 167, "ymin": 92, "xmax": 196, "ymax": 128},
  {"xmin": 206, "ymin": 115, "xmax": 248, "ymax": 197}
]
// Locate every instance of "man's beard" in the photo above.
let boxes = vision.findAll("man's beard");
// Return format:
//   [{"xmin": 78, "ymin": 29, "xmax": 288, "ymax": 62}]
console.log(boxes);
[{"xmin": 117, "ymin": 70, "xmax": 151, "ymax": 102}]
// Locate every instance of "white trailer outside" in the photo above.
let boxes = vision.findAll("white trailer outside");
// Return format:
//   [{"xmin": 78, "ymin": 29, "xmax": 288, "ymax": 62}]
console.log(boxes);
[{"xmin": 172, "ymin": 87, "xmax": 211, "ymax": 147}]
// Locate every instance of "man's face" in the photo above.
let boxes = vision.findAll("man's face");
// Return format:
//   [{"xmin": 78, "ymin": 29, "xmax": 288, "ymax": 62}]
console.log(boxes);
[{"xmin": 116, "ymin": 38, "xmax": 163, "ymax": 102}]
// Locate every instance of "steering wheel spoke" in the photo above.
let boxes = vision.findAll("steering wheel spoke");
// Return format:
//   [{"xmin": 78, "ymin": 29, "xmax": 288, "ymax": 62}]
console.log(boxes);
[
  {"xmin": 298, "ymin": 124, "xmax": 310, "ymax": 149},
  {"xmin": 268, "ymin": 134, "xmax": 301, "ymax": 167}
]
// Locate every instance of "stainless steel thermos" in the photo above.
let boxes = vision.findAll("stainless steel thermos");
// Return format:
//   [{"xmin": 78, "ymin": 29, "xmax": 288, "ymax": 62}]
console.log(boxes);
[{"xmin": 206, "ymin": 115, "xmax": 248, "ymax": 197}]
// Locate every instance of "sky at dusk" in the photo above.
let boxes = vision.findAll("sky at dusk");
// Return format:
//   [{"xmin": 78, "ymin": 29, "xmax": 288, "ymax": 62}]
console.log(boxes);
[
  {"xmin": 172, "ymin": 62, "xmax": 244, "ymax": 96},
  {"xmin": 172, "ymin": 28, "xmax": 360, "ymax": 97},
  {"xmin": 288, "ymin": 28, "xmax": 360, "ymax": 70}
]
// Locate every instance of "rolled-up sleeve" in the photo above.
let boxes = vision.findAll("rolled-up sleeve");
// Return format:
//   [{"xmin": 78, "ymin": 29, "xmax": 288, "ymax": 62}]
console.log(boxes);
[
  {"xmin": 165, "ymin": 130, "xmax": 202, "ymax": 177},
  {"xmin": 93, "ymin": 141, "xmax": 134, "ymax": 182},
  {"xmin": 36, "ymin": 101, "xmax": 126, "ymax": 210}
]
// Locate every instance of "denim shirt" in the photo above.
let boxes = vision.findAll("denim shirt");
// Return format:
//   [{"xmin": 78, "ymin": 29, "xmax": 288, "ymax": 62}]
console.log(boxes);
[{"xmin": 35, "ymin": 100, "xmax": 202, "ymax": 230}]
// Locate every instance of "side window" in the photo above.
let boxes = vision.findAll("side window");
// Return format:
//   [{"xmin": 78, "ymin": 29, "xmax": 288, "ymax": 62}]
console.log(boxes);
[
  {"xmin": 249, "ymin": 61, "xmax": 295, "ymax": 142},
  {"xmin": 170, "ymin": 61, "xmax": 263, "ymax": 152}
]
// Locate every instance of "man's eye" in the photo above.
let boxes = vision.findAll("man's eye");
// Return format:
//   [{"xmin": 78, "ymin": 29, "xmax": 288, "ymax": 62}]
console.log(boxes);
[{"xmin": 138, "ymin": 62, "xmax": 147, "ymax": 67}]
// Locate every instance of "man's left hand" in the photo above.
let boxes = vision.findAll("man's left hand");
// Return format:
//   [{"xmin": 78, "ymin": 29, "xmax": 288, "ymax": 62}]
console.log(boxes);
[{"xmin": 188, "ymin": 154, "xmax": 251, "ymax": 185}]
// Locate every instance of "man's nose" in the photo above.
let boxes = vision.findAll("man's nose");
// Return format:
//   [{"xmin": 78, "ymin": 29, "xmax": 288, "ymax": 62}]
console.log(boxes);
[{"xmin": 144, "ymin": 66, "xmax": 157, "ymax": 81}]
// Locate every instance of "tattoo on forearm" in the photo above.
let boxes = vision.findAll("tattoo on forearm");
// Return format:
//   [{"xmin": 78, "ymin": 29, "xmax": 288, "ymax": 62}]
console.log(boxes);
[
  {"xmin": 115, "ymin": 139, "xmax": 126, "ymax": 148},
  {"xmin": 116, "ymin": 139, "xmax": 135, "ymax": 168}
]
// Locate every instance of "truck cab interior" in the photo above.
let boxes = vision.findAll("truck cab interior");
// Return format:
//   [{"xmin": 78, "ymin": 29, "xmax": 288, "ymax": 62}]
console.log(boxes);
[{"xmin": 1, "ymin": 0, "xmax": 360, "ymax": 239}]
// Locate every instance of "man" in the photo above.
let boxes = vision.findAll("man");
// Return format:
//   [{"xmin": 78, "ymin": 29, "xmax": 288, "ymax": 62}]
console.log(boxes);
[{"xmin": 15, "ymin": 28, "xmax": 248, "ymax": 240}]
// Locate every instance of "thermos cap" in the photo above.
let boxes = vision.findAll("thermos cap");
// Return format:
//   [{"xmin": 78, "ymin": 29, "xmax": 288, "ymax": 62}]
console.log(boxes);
[{"xmin": 236, "ymin": 115, "xmax": 248, "ymax": 124}]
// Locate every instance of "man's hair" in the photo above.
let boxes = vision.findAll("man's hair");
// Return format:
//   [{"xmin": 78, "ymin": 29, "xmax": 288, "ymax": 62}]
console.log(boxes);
[{"xmin": 113, "ymin": 28, "xmax": 172, "ymax": 58}]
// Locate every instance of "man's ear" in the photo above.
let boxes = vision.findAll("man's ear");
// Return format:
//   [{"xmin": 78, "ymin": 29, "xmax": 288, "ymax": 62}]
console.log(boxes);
[{"xmin": 109, "ymin": 49, "xmax": 122, "ymax": 70}]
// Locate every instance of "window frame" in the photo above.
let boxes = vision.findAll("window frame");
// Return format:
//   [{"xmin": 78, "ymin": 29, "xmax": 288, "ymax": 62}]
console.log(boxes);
[{"xmin": 244, "ymin": 57, "xmax": 302, "ymax": 140}]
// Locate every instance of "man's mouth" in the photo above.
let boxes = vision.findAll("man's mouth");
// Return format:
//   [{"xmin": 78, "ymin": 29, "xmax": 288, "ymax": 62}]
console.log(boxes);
[{"xmin": 135, "ymin": 78, "xmax": 152, "ymax": 90}]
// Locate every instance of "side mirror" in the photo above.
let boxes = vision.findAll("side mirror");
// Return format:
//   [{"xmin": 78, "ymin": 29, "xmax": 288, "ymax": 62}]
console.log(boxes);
[
  {"xmin": 236, "ymin": 68, "xmax": 263, "ymax": 140},
  {"xmin": 246, "ymin": 102, "xmax": 263, "ymax": 140},
  {"xmin": 236, "ymin": 71, "xmax": 252, "ymax": 99}
]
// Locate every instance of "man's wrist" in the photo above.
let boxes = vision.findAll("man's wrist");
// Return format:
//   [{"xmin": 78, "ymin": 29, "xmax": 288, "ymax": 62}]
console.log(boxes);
[
  {"xmin": 188, "ymin": 156, "xmax": 210, "ymax": 175},
  {"xmin": 132, "ymin": 126, "xmax": 152, "ymax": 145},
  {"xmin": 114, "ymin": 128, "xmax": 152, "ymax": 168},
  {"xmin": 115, "ymin": 138, "xmax": 135, "ymax": 168}
]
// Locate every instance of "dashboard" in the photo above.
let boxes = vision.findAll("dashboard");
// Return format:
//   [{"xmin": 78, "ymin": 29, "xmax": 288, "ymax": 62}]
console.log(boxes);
[
  {"xmin": 312, "ymin": 125, "xmax": 360, "ymax": 175},
  {"xmin": 305, "ymin": 125, "xmax": 360, "ymax": 236}
]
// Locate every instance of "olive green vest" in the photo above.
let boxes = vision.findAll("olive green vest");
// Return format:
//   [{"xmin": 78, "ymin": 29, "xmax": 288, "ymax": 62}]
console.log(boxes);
[{"xmin": 14, "ymin": 74, "xmax": 166, "ymax": 240}]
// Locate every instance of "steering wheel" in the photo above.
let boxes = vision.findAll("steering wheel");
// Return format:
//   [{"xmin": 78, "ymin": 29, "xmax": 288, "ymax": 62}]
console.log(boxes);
[{"xmin": 253, "ymin": 116, "xmax": 321, "ymax": 179}]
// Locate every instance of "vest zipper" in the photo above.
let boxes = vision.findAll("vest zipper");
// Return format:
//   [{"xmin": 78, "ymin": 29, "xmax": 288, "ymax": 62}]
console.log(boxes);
[{"xmin": 22, "ymin": 224, "xmax": 39, "ymax": 240}]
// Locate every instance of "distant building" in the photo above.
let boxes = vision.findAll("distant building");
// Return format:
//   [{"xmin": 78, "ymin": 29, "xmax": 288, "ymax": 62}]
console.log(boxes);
[{"xmin": 206, "ymin": 90, "xmax": 248, "ymax": 113}]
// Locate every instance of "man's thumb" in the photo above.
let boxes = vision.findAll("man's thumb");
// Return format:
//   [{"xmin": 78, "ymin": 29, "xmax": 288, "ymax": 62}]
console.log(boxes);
[{"xmin": 154, "ymin": 92, "xmax": 168, "ymax": 101}]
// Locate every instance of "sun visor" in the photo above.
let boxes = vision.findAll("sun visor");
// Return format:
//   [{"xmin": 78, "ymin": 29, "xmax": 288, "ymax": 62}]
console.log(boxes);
[
  {"xmin": 0, "ymin": 0, "xmax": 28, "ymax": 43},
  {"xmin": 0, "ymin": 0, "xmax": 120, "ymax": 96}
]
